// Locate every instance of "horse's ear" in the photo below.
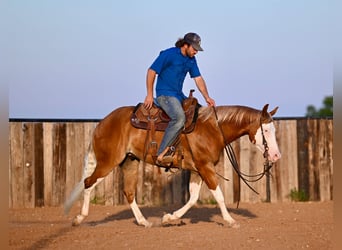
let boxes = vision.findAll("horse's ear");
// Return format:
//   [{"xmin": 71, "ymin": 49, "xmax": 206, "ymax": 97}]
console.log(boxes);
[
  {"xmin": 269, "ymin": 106, "xmax": 279, "ymax": 116},
  {"xmin": 262, "ymin": 104, "xmax": 269, "ymax": 114}
]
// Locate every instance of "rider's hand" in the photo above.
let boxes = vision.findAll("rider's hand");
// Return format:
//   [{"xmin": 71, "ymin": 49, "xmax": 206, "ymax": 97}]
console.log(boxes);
[
  {"xmin": 143, "ymin": 95, "xmax": 154, "ymax": 110},
  {"xmin": 206, "ymin": 97, "xmax": 216, "ymax": 107}
]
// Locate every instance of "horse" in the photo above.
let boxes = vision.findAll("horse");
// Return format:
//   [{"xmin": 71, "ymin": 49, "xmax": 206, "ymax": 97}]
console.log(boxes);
[{"xmin": 64, "ymin": 103, "xmax": 281, "ymax": 228}]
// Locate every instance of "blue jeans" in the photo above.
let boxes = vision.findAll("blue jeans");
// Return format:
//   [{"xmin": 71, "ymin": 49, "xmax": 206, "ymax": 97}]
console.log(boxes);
[{"xmin": 156, "ymin": 96, "xmax": 185, "ymax": 155}]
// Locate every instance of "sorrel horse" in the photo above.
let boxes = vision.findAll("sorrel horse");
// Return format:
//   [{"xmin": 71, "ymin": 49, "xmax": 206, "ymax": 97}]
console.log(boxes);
[{"xmin": 64, "ymin": 104, "xmax": 281, "ymax": 228}]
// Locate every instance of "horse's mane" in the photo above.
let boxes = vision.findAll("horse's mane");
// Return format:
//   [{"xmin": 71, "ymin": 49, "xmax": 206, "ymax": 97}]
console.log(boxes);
[{"xmin": 198, "ymin": 105, "xmax": 261, "ymax": 126}]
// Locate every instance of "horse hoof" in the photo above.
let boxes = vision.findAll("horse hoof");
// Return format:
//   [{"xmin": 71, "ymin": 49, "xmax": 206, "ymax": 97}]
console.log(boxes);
[
  {"xmin": 72, "ymin": 215, "xmax": 85, "ymax": 226},
  {"xmin": 143, "ymin": 221, "xmax": 153, "ymax": 228},
  {"xmin": 229, "ymin": 221, "xmax": 240, "ymax": 229},
  {"xmin": 161, "ymin": 213, "xmax": 172, "ymax": 224}
]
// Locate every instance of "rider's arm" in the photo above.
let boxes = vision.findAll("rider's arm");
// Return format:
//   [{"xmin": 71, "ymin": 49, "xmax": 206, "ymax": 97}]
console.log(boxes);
[
  {"xmin": 194, "ymin": 76, "xmax": 216, "ymax": 107},
  {"xmin": 144, "ymin": 68, "xmax": 157, "ymax": 109}
]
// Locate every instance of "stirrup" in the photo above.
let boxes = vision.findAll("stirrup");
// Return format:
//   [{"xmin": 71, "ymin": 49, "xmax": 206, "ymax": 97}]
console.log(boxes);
[
  {"xmin": 157, "ymin": 155, "xmax": 173, "ymax": 164},
  {"xmin": 155, "ymin": 146, "xmax": 177, "ymax": 167}
]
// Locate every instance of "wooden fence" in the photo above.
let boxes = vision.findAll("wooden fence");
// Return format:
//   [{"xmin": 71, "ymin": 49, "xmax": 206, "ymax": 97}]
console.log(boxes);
[{"xmin": 9, "ymin": 118, "xmax": 333, "ymax": 208}]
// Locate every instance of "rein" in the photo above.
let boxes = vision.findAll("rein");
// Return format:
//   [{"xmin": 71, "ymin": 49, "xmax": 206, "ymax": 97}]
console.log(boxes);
[{"xmin": 212, "ymin": 107, "xmax": 273, "ymax": 205}]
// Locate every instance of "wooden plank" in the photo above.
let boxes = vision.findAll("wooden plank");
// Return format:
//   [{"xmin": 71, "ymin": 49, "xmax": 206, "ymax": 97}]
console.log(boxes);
[
  {"xmin": 252, "ymin": 145, "xmax": 266, "ymax": 202},
  {"xmin": 276, "ymin": 120, "xmax": 298, "ymax": 202},
  {"xmin": 51, "ymin": 123, "xmax": 67, "ymax": 206},
  {"xmin": 34, "ymin": 123, "xmax": 44, "ymax": 207},
  {"xmin": 65, "ymin": 122, "xmax": 88, "ymax": 205},
  {"xmin": 297, "ymin": 119, "xmax": 310, "ymax": 200},
  {"xmin": 9, "ymin": 125, "xmax": 12, "ymax": 207},
  {"xmin": 63, "ymin": 122, "xmax": 89, "ymax": 206},
  {"xmin": 307, "ymin": 119, "xmax": 320, "ymax": 201},
  {"xmin": 158, "ymin": 165, "xmax": 166, "ymax": 205},
  {"xmin": 142, "ymin": 163, "xmax": 154, "ymax": 205},
  {"xmin": 9, "ymin": 122, "xmax": 24, "ymax": 208},
  {"xmin": 272, "ymin": 155, "xmax": 282, "ymax": 202},
  {"xmin": 65, "ymin": 123, "xmax": 77, "ymax": 205},
  {"xmin": 113, "ymin": 165, "xmax": 123, "ymax": 205},
  {"xmin": 104, "ymin": 170, "xmax": 114, "ymax": 206},
  {"xmin": 239, "ymin": 135, "xmax": 253, "ymax": 203},
  {"xmin": 170, "ymin": 169, "xmax": 189, "ymax": 206},
  {"xmin": 221, "ymin": 145, "xmax": 237, "ymax": 204},
  {"xmin": 119, "ymin": 167, "xmax": 125, "ymax": 205},
  {"xmin": 318, "ymin": 119, "xmax": 333, "ymax": 201},
  {"xmin": 249, "ymin": 143, "xmax": 265, "ymax": 203},
  {"xmin": 23, "ymin": 123, "xmax": 35, "ymax": 208},
  {"xmin": 43, "ymin": 123, "xmax": 53, "ymax": 206},
  {"xmin": 145, "ymin": 165, "xmax": 154, "ymax": 205},
  {"xmin": 232, "ymin": 141, "xmax": 241, "ymax": 203},
  {"xmin": 171, "ymin": 169, "xmax": 183, "ymax": 205},
  {"xmin": 326, "ymin": 119, "xmax": 333, "ymax": 200},
  {"xmin": 153, "ymin": 166, "xmax": 164, "ymax": 205}
]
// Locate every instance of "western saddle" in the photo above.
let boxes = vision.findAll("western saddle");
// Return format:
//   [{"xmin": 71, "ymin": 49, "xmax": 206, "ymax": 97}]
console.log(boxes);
[{"xmin": 130, "ymin": 89, "xmax": 200, "ymax": 167}]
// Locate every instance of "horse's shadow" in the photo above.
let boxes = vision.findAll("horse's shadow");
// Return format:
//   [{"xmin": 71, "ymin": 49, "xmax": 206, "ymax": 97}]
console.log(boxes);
[{"xmin": 85, "ymin": 205, "xmax": 257, "ymax": 227}]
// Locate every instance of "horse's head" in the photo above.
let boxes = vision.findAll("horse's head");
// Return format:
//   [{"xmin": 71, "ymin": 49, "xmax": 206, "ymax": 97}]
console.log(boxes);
[{"xmin": 251, "ymin": 104, "xmax": 281, "ymax": 163}]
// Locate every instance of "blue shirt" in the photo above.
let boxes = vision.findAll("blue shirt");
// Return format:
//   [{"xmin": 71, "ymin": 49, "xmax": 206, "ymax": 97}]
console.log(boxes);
[{"xmin": 150, "ymin": 47, "xmax": 201, "ymax": 102}]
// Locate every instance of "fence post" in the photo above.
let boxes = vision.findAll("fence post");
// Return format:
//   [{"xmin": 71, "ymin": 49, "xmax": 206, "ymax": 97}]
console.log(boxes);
[{"xmin": 266, "ymin": 171, "xmax": 271, "ymax": 202}]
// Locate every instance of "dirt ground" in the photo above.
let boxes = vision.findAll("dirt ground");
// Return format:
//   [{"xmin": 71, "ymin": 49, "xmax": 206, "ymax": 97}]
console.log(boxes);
[{"xmin": 9, "ymin": 201, "xmax": 333, "ymax": 250}]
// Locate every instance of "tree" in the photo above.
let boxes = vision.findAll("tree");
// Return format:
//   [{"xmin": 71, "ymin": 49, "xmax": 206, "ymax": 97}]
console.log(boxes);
[{"xmin": 306, "ymin": 96, "xmax": 333, "ymax": 117}]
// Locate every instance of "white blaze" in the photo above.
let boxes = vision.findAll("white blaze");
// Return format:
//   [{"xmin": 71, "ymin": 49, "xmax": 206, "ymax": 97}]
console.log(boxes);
[{"xmin": 254, "ymin": 122, "xmax": 281, "ymax": 162}]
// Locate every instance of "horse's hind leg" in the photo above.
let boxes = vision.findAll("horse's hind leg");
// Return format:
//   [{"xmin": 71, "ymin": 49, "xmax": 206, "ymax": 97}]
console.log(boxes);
[
  {"xmin": 84, "ymin": 161, "xmax": 112, "ymax": 189},
  {"xmin": 121, "ymin": 157, "xmax": 152, "ymax": 228},
  {"xmin": 162, "ymin": 171, "xmax": 203, "ymax": 224},
  {"xmin": 72, "ymin": 177, "xmax": 104, "ymax": 226}
]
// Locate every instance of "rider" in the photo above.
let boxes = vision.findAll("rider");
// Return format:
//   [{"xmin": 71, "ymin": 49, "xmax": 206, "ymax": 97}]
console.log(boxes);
[{"xmin": 143, "ymin": 32, "xmax": 216, "ymax": 165}]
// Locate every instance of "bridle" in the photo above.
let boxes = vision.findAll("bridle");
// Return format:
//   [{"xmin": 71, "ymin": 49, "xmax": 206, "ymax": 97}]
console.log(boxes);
[{"xmin": 213, "ymin": 107, "xmax": 274, "ymax": 202}]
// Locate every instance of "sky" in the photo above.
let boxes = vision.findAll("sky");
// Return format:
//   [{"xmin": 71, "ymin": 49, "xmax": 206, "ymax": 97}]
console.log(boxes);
[{"xmin": 4, "ymin": 0, "xmax": 335, "ymax": 119}]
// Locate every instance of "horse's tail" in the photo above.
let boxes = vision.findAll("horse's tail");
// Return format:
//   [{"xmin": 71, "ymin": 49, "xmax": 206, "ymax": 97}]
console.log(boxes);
[{"xmin": 64, "ymin": 141, "xmax": 97, "ymax": 214}]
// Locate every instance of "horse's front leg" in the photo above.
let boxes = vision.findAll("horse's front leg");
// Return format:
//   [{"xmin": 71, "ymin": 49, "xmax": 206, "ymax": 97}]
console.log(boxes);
[
  {"xmin": 129, "ymin": 198, "xmax": 152, "ymax": 228},
  {"xmin": 197, "ymin": 163, "xmax": 240, "ymax": 228},
  {"xmin": 162, "ymin": 171, "xmax": 202, "ymax": 224},
  {"xmin": 210, "ymin": 185, "xmax": 240, "ymax": 228},
  {"xmin": 122, "ymin": 158, "xmax": 152, "ymax": 228}
]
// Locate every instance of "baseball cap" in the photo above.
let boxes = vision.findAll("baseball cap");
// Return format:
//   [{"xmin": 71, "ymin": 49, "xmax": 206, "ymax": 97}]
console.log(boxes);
[{"xmin": 184, "ymin": 32, "xmax": 203, "ymax": 51}]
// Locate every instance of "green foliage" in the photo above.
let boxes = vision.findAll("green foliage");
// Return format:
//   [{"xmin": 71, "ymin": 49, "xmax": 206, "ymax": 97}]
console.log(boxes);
[
  {"xmin": 197, "ymin": 198, "xmax": 217, "ymax": 205},
  {"xmin": 306, "ymin": 96, "xmax": 333, "ymax": 117},
  {"xmin": 90, "ymin": 196, "xmax": 105, "ymax": 205},
  {"xmin": 288, "ymin": 188, "xmax": 309, "ymax": 202}
]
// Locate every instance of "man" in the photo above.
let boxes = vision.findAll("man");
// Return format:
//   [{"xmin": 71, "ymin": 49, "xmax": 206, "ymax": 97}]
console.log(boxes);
[{"xmin": 143, "ymin": 32, "xmax": 216, "ymax": 165}]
